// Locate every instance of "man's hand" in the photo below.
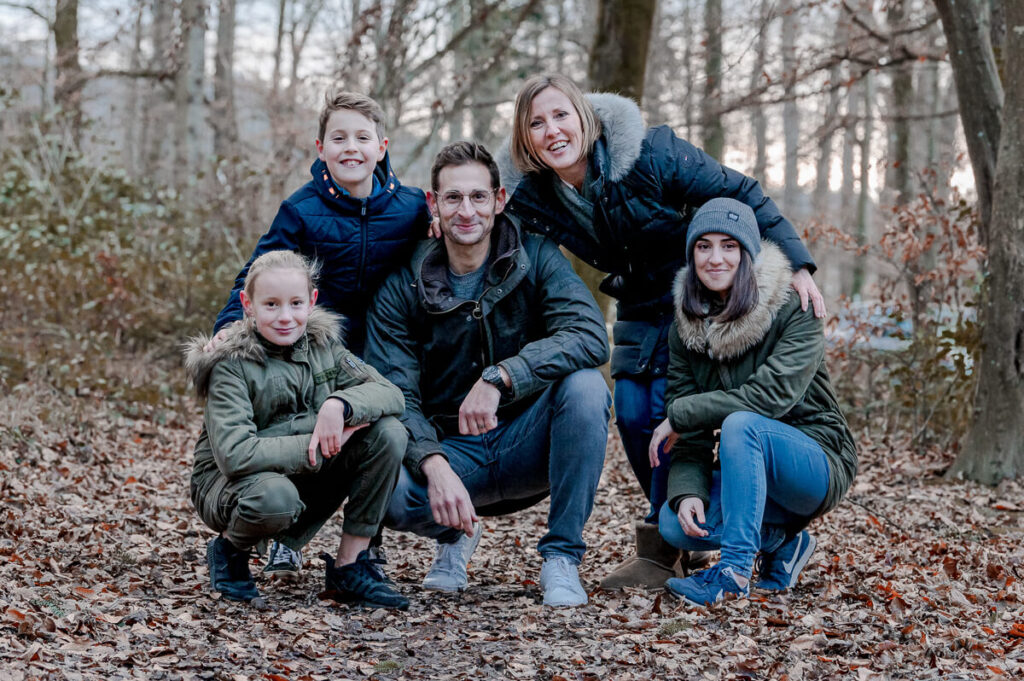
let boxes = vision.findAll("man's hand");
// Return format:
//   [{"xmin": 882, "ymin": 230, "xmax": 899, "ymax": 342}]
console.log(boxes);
[
  {"xmin": 421, "ymin": 455, "xmax": 477, "ymax": 536},
  {"xmin": 458, "ymin": 378, "xmax": 501, "ymax": 436},
  {"xmin": 648, "ymin": 418, "xmax": 678, "ymax": 468},
  {"xmin": 791, "ymin": 267, "xmax": 826, "ymax": 319},
  {"xmin": 203, "ymin": 321, "xmax": 242, "ymax": 352},
  {"xmin": 309, "ymin": 398, "xmax": 366, "ymax": 466},
  {"xmin": 677, "ymin": 497, "xmax": 708, "ymax": 538}
]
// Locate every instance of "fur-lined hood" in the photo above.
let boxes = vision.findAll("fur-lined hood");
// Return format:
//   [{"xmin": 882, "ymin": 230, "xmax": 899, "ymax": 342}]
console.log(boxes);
[
  {"xmin": 184, "ymin": 307, "xmax": 343, "ymax": 399},
  {"xmin": 672, "ymin": 241, "xmax": 793, "ymax": 360},
  {"xmin": 498, "ymin": 92, "xmax": 645, "ymax": 195}
]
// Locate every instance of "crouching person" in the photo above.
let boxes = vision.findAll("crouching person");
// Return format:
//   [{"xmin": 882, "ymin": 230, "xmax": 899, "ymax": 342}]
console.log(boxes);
[
  {"xmin": 365, "ymin": 142, "xmax": 611, "ymax": 607},
  {"xmin": 185, "ymin": 250, "xmax": 409, "ymax": 609}
]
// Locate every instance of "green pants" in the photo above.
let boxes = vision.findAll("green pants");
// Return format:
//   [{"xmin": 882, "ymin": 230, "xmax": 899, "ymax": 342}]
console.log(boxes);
[{"xmin": 192, "ymin": 416, "xmax": 406, "ymax": 551}]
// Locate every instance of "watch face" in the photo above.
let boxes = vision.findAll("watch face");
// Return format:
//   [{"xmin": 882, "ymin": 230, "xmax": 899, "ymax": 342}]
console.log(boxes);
[{"xmin": 482, "ymin": 366, "xmax": 501, "ymax": 384}]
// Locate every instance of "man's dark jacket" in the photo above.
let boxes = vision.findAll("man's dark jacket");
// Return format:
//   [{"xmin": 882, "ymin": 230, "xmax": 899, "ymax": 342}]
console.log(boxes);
[{"xmin": 364, "ymin": 215, "xmax": 609, "ymax": 477}]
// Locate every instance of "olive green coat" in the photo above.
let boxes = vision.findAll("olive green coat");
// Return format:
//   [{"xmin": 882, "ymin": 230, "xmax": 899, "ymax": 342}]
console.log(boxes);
[
  {"xmin": 184, "ymin": 308, "xmax": 405, "ymax": 501},
  {"xmin": 665, "ymin": 241, "xmax": 857, "ymax": 516}
]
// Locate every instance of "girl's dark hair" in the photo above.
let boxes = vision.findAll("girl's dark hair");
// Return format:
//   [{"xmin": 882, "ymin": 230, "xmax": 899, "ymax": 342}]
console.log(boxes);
[{"xmin": 679, "ymin": 251, "xmax": 759, "ymax": 323}]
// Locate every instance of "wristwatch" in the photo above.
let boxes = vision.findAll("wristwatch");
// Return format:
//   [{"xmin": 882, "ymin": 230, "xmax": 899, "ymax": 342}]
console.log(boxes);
[{"xmin": 482, "ymin": 365, "xmax": 512, "ymax": 398}]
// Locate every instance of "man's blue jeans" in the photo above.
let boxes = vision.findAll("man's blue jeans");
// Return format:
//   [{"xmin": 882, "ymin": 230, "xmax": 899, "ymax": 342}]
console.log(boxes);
[
  {"xmin": 658, "ymin": 411, "xmax": 830, "ymax": 578},
  {"xmin": 385, "ymin": 369, "xmax": 611, "ymax": 564},
  {"xmin": 614, "ymin": 375, "xmax": 668, "ymax": 523}
]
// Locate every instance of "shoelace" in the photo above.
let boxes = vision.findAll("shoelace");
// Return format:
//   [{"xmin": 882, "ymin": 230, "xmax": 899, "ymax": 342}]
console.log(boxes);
[{"xmin": 269, "ymin": 542, "xmax": 299, "ymax": 565}]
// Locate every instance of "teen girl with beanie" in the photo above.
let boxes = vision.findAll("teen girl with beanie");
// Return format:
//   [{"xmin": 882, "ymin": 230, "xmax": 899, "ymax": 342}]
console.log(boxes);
[
  {"xmin": 499, "ymin": 73, "xmax": 827, "ymax": 589},
  {"xmin": 648, "ymin": 198, "xmax": 857, "ymax": 606}
]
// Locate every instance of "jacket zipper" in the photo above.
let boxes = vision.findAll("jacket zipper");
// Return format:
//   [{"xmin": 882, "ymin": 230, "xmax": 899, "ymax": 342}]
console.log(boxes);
[{"xmin": 356, "ymin": 201, "xmax": 368, "ymax": 292}]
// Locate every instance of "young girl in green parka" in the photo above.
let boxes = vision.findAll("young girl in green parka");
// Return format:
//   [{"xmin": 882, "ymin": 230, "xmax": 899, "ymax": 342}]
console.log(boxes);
[
  {"xmin": 649, "ymin": 198, "xmax": 858, "ymax": 606},
  {"xmin": 185, "ymin": 250, "xmax": 409, "ymax": 609}
]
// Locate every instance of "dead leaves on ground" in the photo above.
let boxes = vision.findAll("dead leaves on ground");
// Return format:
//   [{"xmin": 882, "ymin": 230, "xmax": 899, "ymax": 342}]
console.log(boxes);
[{"xmin": 1, "ymin": 401, "xmax": 1022, "ymax": 680}]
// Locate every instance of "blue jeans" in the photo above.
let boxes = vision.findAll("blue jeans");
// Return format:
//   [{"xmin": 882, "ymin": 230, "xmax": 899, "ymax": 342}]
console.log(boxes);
[
  {"xmin": 614, "ymin": 375, "xmax": 668, "ymax": 523},
  {"xmin": 385, "ymin": 369, "xmax": 611, "ymax": 563},
  {"xmin": 658, "ymin": 411, "xmax": 830, "ymax": 578}
]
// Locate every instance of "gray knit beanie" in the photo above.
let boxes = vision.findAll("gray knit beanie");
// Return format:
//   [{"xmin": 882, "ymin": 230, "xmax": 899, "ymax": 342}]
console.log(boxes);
[{"xmin": 685, "ymin": 198, "xmax": 761, "ymax": 264}]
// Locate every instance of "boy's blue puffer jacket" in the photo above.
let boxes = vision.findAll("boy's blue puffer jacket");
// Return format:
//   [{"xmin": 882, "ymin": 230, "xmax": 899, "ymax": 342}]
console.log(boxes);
[{"xmin": 214, "ymin": 152, "xmax": 431, "ymax": 355}]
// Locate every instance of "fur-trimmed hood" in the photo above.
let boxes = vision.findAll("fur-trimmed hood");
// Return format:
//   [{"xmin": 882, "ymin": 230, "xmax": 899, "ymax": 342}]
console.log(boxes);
[
  {"xmin": 672, "ymin": 241, "xmax": 793, "ymax": 360},
  {"xmin": 497, "ymin": 92, "xmax": 645, "ymax": 195},
  {"xmin": 184, "ymin": 307, "xmax": 344, "ymax": 399}
]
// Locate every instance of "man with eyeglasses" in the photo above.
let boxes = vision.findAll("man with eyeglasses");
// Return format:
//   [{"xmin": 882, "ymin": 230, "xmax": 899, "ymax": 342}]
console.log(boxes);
[{"xmin": 364, "ymin": 141, "xmax": 611, "ymax": 607}]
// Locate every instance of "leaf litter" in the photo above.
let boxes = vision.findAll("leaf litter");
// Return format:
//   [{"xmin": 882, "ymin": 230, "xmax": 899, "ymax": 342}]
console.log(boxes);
[{"xmin": 1, "ymin": 398, "xmax": 1022, "ymax": 680}]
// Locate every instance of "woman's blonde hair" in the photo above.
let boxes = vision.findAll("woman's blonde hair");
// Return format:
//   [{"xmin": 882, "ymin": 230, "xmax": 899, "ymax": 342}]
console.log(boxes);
[
  {"xmin": 243, "ymin": 250, "xmax": 320, "ymax": 300},
  {"xmin": 509, "ymin": 73, "xmax": 602, "ymax": 175}
]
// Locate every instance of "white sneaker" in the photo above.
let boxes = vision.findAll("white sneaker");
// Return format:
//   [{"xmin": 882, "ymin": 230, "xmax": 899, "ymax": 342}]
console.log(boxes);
[
  {"xmin": 422, "ymin": 522, "xmax": 481, "ymax": 592},
  {"xmin": 262, "ymin": 541, "xmax": 302, "ymax": 579},
  {"xmin": 540, "ymin": 555, "xmax": 588, "ymax": 607}
]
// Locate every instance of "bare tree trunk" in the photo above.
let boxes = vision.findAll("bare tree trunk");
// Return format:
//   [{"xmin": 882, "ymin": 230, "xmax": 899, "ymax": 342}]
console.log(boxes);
[
  {"xmin": 932, "ymin": 0, "xmax": 1002, "ymax": 236},
  {"xmin": 885, "ymin": 0, "xmax": 913, "ymax": 205},
  {"xmin": 750, "ymin": 0, "xmax": 769, "ymax": 185},
  {"xmin": 851, "ymin": 71, "xmax": 873, "ymax": 298},
  {"xmin": 588, "ymin": 0, "xmax": 657, "ymax": 101},
  {"xmin": 144, "ymin": 0, "xmax": 174, "ymax": 179},
  {"xmin": 781, "ymin": 0, "xmax": 799, "ymax": 213},
  {"xmin": 125, "ymin": 4, "xmax": 144, "ymax": 174},
  {"xmin": 213, "ymin": 0, "xmax": 238, "ymax": 159},
  {"xmin": 813, "ymin": 8, "xmax": 848, "ymax": 216},
  {"xmin": 271, "ymin": 0, "xmax": 287, "ymax": 100},
  {"xmin": 938, "ymin": 0, "xmax": 1023, "ymax": 483},
  {"xmin": 173, "ymin": 0, "xmax": 207, "ymax": 189},
  {"xmin": 702, "ymin": 0, "xmax": 723, "ymax": 158},
  {"xmin": 53, "ymin": 0, "xmax": 83, "ymax": 143}
]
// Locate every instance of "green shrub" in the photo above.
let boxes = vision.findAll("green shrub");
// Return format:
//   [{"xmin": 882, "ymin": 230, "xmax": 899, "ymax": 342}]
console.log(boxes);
[{"xmin": 0, "ymin": 125, "xmax": 246, "ymax": 402}]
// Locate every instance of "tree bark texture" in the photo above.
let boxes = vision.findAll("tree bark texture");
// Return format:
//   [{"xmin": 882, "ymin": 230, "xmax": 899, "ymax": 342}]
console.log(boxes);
[
  {"xmin": 53, "ymin": 0, "xmax": 83, "ymax": 141},
  {"xmin": 885, "ymin": 0, "xmax": 913, "ymax": 205},
  {"xmin": 750, "ymin": 0, "xmax": 769, "ymax": 186},
  {"xmin": 948, "ymin": 0, "xmax": 1024, "ymax": 483},
  {"xmin": 213, "ymin": 0, "xmax": 239, "ymax": 159},
  {"xmin": 587, "ymin": 0, "xmax": 657, "ymax": 102},
  {"xmin": 932, "ymin": 0, "xmax": 1002, "ymax": 237},
  {"xmin": 781, "ymin": 0, "xmax": 799, "ymax": 212},
  {"xmin": 701, "ymin": 0, "xmax": 723, "ymax": 159},
  {"xmin": 173, "ymin": 0, "xmax": 207, "ymax": 188}
]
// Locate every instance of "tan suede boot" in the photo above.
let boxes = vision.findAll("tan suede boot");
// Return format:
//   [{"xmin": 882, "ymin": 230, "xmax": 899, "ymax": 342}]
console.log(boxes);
[{"xmin": 599, "ymin": 521, "xmax": 681, "ymax": 589}]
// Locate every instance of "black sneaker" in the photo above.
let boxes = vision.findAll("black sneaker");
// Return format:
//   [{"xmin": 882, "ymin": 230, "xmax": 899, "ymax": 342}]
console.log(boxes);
[
  {"xmin": 207, "ymin": 536, "xmax": 261, "ymax": 602},
  {"xmin": 320, "ymin": 550, "xmax": 409, "ymax": 610}
]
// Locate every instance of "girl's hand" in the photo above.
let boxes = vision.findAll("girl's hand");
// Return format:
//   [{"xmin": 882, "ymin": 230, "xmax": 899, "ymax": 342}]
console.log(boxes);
[
  {"xmin": 791, "ymin": 267, "xmax": 826, "ymax": 318},
  {"xmin": 309, "ymin": 399, "xmax": 366, "ymax": 465},
  {"xmin": 677, "ymin": 497, "xmax": 708, "ymax": 538},
  {"xmin": 648, "ymin": 418, "xmax": 678, "ymax": 468}
]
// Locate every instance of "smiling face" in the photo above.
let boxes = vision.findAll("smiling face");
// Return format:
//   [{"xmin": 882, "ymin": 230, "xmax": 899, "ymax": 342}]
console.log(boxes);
[
  {"xmin": 315, "ymin": 108, "xmax": 388, "ymax": 198},
  {"xmin": 240, "ymin": 268, "xmax": 318, "ymax": 347},
  {"xmin": 427, "ymin": 161, "xmax": 506, "ymax": 249},
  {"xmin": 693, "ymin": 233, "xmax": 742, "ymax": 298},
  {"xmin": 527, "ymin": 86, "xmax": 588, "ymax": 186}
]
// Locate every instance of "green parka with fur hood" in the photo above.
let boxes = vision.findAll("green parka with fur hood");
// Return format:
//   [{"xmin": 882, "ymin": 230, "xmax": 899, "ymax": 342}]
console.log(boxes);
[
  {"xmin": 664, "ymin": 241, "xmax": 858, "ymax": 517},
  {"xmin": 184, "ymin": 308, "xmax": 405, "ymax": 504}
]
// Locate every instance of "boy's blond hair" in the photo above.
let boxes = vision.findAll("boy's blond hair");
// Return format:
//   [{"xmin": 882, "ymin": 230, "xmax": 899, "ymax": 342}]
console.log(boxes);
[
  {"xmin": 317, "ymin": 90, "xmax": 387, "ymax": 142},
  {"xmin": 243, "ymin": 250, "xmax": 321, "ymax": 299}
]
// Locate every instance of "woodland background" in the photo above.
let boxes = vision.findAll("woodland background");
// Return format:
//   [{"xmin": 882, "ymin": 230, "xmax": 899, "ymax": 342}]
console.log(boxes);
[{"xmin": 0, "ymin": 0, "xmax": 1022, "ymax": 678}]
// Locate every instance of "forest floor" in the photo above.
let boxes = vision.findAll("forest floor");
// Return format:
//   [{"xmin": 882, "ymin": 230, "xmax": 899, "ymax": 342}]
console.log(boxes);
[{"xmin": 1, "ymin": 386, "xmax": 1022, "ymax": 681}]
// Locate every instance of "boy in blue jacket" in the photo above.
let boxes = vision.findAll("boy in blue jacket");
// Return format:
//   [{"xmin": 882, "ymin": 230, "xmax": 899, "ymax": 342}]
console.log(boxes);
[
  {"xmin": 207, "ymin": 90, "xmax": 430, "ymax": 579},
  {"xmin": 210, "ymin": 90, "xmax": 431, "ymax": 356}
]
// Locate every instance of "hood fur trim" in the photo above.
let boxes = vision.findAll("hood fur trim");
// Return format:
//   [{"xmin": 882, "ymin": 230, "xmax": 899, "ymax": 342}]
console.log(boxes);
[
  {"xmin": 672, "ymin": 241, "xmax": 793, "ymax": 359},
  {"xmin": 183, "ymin": 307, "xmax": 343, "ymax": 399},
  {"xmin": 497, "ymin": 92, "xmax": 645, "ymax": 194}
]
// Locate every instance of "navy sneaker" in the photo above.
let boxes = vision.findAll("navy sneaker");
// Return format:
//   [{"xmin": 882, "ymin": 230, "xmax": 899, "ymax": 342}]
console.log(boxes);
[
  {"xmin": 262, "ymin": 540, "xmax": 302, "ymax": 579},
  {"xmin": 207, "ymin": 536, "xmax": 261, "ymax": 602},
  {"xmin": 321, "ymin": 551, "xmax": 409, "ymax": 610},
  {"xmin": 757, "ymin": 530, "xmax": 816, "ymax": 591},
  {"xmin": 665, "ymin": 564, "xmax": 749, "ymax": 606}
]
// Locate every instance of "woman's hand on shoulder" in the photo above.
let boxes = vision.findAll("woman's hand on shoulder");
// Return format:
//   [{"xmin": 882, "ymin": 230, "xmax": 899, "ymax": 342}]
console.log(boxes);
[
  {"xmin": 677, "ymin": 497, "xmax": 708, "ymax": 538},
  {"xmin": 428, "ymin": 216, "xmax": 442, "ymax": 239},
  {"xmin": 648, "ymin": 418, "xmax": 678, "ymax": 468},
  {"xmin": 791, "ymin": 267, "xmax": 826, "ymax": 319}
]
